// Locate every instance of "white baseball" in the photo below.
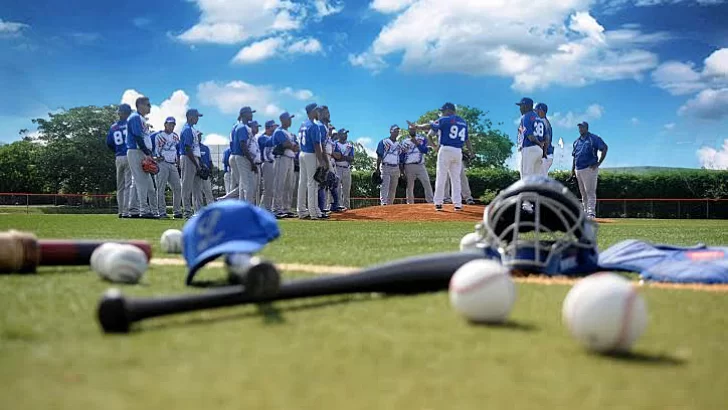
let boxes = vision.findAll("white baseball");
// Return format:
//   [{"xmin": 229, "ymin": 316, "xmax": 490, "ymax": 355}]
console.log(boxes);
[
  {"xmin": 96, "ymin": 244, "xmax": 148, "ymax": 284},
  {"xmin": 459, "ymin": 232, "xmax": 481, "ymax": 252},
  {"xmin": 449, "ymin": 259, "xmax": 516, "ymax": 323},
  {"xmin": 562, "ymin": 272, "xmax": 648, "ymax": 353},
  {"xmin": 225, "ymin": 253, "xmax": 254, "ymax": 283},
  {"xmin": 160, "ymin": 229, "xmax": 183, "ymax": 254},
  {"xmin": 90, "ymin": 242, "xmax": 121, "ymax": 272}
]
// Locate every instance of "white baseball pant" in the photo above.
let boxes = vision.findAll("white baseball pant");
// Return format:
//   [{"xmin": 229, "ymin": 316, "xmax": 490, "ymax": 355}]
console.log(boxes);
[
  {"xmin": 380, "ymin": 164, "xmax": 400, "ymax": 205},
  {"xmin": 297, "ymin": 152, "xmax": 321, "ymax": 218},
  {"xmin": 272, "ymin": 156, "xmax": 295, "ymax": 214},
  {"xmin": 519, "ymin": 145, "xmax": 543, "ymax": 179},
  {"xmin": 404, "ymin": 163, "xmax": 433, "ymax": 204},
  {"xmin": 155, "ymin": 161, "xmax": 182, "ymax": 216},
  {"xmin": 433, "ymin": 146, "xmax": 463, "ymax": 207},
  {"xmin": 127, "ymin": 149, "xmax": 157, "ymax": 215},
  {"xmin": 576, "ymin": 166, "xmax": 599, "ymax": 218}
]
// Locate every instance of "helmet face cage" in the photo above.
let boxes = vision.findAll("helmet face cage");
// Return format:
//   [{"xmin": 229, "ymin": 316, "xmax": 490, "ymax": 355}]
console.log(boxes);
[{"xmin": 477, "ymin": 187, "xmax": 598, "ymax": 273}]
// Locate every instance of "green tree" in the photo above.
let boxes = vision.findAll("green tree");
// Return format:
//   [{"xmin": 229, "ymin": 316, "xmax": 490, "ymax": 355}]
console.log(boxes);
[
  {"xmin": 351, "ymin": 141, "xmax": 375, "ymax": 172},
  {"xmin": 25, "ymin": 105, "xmax": 120, "ymax": 194},
  {"xmin": 0, "ymin": 140, "xmax": 46, "ymax": 193},
  {"xmin": 406, "ymin": 105, "xmax": 514, "ymax": 170}
]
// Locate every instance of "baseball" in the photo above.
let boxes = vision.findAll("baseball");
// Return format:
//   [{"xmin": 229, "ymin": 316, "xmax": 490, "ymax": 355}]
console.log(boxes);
[
  {"xmin": 90, "ymin": 242, "xmax": 121, "ymax": 272},
  {"xmin": 96, "ymin": 243, "xmax": 148, "ymax": 284},
  {"xmin": 448, "ymin": 259, "xmax": 516, "ymax": 324},
  {"xmin": 160, "ymin": 229, "xmax": 183, "ymax": 254},
  {"xmin": 225, "ymin": 252, "xmax": 254, "ymax": 284},
  {"xmin": 562, "ymin": 272, "xmax": 648, "ymax": 354},
  {"xmin": 459, "ymin": 232, "xmax": 481, "ymax": 252}
]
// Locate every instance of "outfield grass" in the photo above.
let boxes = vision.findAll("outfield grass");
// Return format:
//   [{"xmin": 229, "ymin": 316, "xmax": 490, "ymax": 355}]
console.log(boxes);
[{"xmin": 1, "ymin": 215, "xmax": 727, "ymax": 410}]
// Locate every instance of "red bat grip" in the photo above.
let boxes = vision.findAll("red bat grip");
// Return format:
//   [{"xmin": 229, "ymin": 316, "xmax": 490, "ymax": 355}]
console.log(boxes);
[{"xmin": 38, "ymin": 240, "xmax": 152, "ymax": 266}]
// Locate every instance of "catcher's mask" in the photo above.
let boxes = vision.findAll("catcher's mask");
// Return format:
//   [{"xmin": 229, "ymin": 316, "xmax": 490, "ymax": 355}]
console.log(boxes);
[{"xmin": 476, "ymin": 176, "xmax": 599, "ymax": 276}]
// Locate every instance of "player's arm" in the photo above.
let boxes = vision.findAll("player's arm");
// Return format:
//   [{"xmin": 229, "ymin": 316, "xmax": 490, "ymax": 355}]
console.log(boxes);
[
  {"xmin": 417, "ymin": 138, "xmax": 428, "ymax": 154},
  {"xmin": 238, "ymin": 128, "xmax": 256, "ymax": 170},
  {"xmin": 524, "ymin": 117, "xmax": 543, "ymax": 147},
  {"xmin": 406, "ymin": 120, "xmax": 433, "ymax": 132},
  {"xmin": 310, "ymin": 126, "xmax": 326, "ymax": 166},
  {"xmin": 129, "ymin": 116, "xmax": 152, "ymax": 156},
  {"xmin": 571, "ymin": 141, "xmax": 577, "ymax": 177},
  {"xmin": 182, "ymin": 129, "xmax": 199, "ymax": 169},
  {"xmin": 595, "ymin": 137, "xmax": 608, "ymax": 168},
  {"xmin": 106, "ymin": 127, "xmax": 116, "ymax": 152},
  {"xmin": 375, "ymin": 140, "xmax": 384, "ymax": 171}
]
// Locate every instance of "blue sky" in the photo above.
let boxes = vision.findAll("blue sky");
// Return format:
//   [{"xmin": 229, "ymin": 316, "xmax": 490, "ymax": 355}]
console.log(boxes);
[{"xmin": 1, "ymin": 0, "xmax": 728, "ymax": 170}]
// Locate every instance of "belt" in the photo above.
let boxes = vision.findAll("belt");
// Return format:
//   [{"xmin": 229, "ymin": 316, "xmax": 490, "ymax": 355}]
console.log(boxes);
[
  {"xmin": 266, "ymin": 160, "xmax": 274, "ymax": 163},
  {"xmin": 165, "ymin": 161, "xmax": 176, "ymax": 164},
  {"xmin": 384, "ymin": 163, "xmax": 399, "ymax": 167},
  {"xmin": 336, "ymin": 165, "xmax": 350, "ymax": 168},
  {"xmin": 405, "ymin": 162, "xmax": 423, "ymax": 165}
]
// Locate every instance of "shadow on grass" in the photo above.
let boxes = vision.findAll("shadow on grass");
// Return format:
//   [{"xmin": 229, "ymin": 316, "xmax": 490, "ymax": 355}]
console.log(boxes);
[
  {"xmin": 595, "ymin": 351, "xmax": 686, "ymax": 366},
  {"xmin": 133, "ymin": 294, "xmax": 378, "ymax": 333},
  {"xmin": 468, "ymin": 319, "xmax": 539, "ymax": 332}
]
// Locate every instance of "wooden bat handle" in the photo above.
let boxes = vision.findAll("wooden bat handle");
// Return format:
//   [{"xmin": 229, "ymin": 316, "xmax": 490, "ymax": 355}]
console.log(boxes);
[{"xmin": 0, "ymin": 230, "xmax": 40, "ymax": 273}]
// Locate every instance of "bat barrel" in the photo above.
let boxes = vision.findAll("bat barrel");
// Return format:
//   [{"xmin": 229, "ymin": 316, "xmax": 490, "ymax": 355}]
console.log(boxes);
[{"xmin": 39, "ymin": 240, "xmax": 152, "ymax": 266}]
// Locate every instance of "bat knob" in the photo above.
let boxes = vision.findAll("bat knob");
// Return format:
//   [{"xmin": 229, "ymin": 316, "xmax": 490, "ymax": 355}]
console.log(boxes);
[
  {"xmin": 97, "ymin": 288, "xmax": 131, "ymax": 333},
  {"xmin": 243, "ymin": 259, "xmax": 281, "ymax": 299}
]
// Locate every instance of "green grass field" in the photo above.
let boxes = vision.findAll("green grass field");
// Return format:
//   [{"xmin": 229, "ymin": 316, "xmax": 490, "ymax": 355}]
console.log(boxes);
[{"xmin": 1, "ymin": 215, "xmax": 727, "ymax": 410}]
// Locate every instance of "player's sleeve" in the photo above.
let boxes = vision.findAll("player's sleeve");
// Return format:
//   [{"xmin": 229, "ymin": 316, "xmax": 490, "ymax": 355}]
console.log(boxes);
[
  {"xmin": 307, "ymin": 125, "xmax": 320, "ymax": 144},
  {"xmin": 572, "ymin": 139, "xmax": 578, "ymax": 156},
  {"xmin": 106, "ymin": 126, "xmax": 116, "ymax": 151},
  {"xmin": 522, "ymin": 114, "xmax": 535, "ymax": 137},
  {"xmin": 271, "ymin": 130, "xmax": 283, "ymax": 146},
  {"xmin": 595, "ymin": 135, "xmax": 607, "ymax": 151},
  {"xmin": 376, "ymin": 140, "xmax": 384, "ymax": 158}
]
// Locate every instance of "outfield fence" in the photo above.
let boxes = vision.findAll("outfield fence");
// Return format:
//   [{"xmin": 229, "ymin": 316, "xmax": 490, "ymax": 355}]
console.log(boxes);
[{"xmin": 0, "ymin": 193, "xmax": 727, "ymax": 219}]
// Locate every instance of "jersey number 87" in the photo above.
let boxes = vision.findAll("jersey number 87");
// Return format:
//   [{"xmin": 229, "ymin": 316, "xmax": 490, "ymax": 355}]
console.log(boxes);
[{"xmin": 113, "ymin": 128, "xmax": 127, "ymax": 146}]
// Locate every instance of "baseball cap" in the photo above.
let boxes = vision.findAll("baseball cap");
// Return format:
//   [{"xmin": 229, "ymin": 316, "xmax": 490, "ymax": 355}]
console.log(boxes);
[
  {"xmin": 390, "ymin": 124, "xmax": 400, "ymax": 132},
  {"xmin": 239, "ymin": 106, "xmax": 256, "ymax": 115},
  {"xmin": 248, "ymin": 120, "xmax": 260, "ymax": 128},
  {"xmin": 535, "ymin": 103, "xmax": 548, "ymax": 113},
  {"xmin": 165, "ymin": 116, "xmax": 176, "ymax": 124},
  {"xmin": 338, "ymin": 128, "xmax": 349, "ymax": 134},
  {"xmin": 578, "ymin": 121, "xmax": 589, "ymax": 128},
  {"xmin": 182, "ymin": 201, "xmax": 280, "ymax": 285},
  {"xmin": 516, "ymin": 97, "xmax": 534, "ymax": 106},
  {"xmin": 440, "ymin": 102, "xmax": 456, "ymax": 111},
  {"xmin": 305, "ymin": 103, "xmax": 318, "ymax": 113},
  {"xmin": 279, "ymin": 111, "xmax": 295, "ymax": 120},
  {"xmin": 265, "ymin": 120, "xmax": 278, "ymax": 128},
  {"xmin": 186, "ymin": 109, "xmax": 203, "ymax": 117},
  {"xmin": 118, "ymin": 103, "xmax": 132, "ymax": 113}
]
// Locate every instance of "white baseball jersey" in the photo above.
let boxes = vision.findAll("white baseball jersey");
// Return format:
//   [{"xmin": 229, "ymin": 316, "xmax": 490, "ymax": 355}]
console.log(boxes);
[
  {"xmin": 191, "ymin": 127, "xmax": 202, "ymax": 157},
  {"xmin": 401, "ymin": 135, "xmax": 427, "ymax": 164},
  {"xmin": 155, "ymin": 131, "xmax": 180, "ymax": 163},
  {"xmin": 334, "ymin": 141, "xmax": 354, "ymax": 167},
  {"xmin": 380, "ymin": 138, "xmax": 402, "ymax": 165},
  {"xmin": 248, "ymin": 133, "xmax": 261, "ymax": 164}
]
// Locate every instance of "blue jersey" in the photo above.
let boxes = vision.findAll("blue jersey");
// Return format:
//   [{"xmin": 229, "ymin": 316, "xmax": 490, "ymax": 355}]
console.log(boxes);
[
  {"xmin": 149, "ymin": 131, "xmax": 160, "ymax": 156},
  {"xmin": 431, "ymin": 115, "xmax": 468, "ymax": 149},
  {"xmin": 178, "ymin": 124, "xmax": 198, "ymax": 156},
  {"xmin": 298, "ymin": 120, "xmax": 321, "ymax": 154},
  {"xmin": 106, "ymin": 120, "xmax": 128, "ymax": 156},
  {"xmin": 538, "ymin": 117, "xmax": 554, "ymax": 155},
  {"xmin": 572, "ymin": 132, "xmax": 607, "ymax": 170},
  {"xmin": 518, "ymin": 111, "xmax": 540, "ymax": 149},
  {"xmin": 223, "ymin": 148, "xmax": 231, "ymax": 172},
  {"xmin": 229, "ymin": 122, "xmax": 249, "ymax": 156},
  {"xmin": 199, "ymin": 144, "xmax": 212, "ymax": 168},
  {"xmin": 125, "ymin": 112, "xmax": 150, "ymax": 153},
  {"xmin": 258, "ymin": 135, "xmax": 271, "ymax": 162}
]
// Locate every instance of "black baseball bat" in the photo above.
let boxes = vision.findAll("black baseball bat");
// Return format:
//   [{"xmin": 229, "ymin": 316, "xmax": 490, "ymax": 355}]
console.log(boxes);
[{"xmin": 97, "ymin": 251, "xmax": 486, "ymax": 333}]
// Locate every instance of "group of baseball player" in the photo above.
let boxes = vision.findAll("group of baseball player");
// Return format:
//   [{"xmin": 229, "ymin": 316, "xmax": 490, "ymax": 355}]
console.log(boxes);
[
  {"xmin": 106, "ymin": 96, "xmax": 608, "ymax": 220},
  {"xmin": 106, "ymin": 97, "xmax": 215, "ymax": 219},
  {"xmin": 217, "ymin": 103, "xmax": 355, "ymax": 220}
]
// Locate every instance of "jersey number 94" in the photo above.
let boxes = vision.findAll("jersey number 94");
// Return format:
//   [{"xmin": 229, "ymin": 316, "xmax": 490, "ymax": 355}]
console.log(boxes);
[{"xmin": 439, "ymin": 125, "xmax": 466, "ymax": 142}]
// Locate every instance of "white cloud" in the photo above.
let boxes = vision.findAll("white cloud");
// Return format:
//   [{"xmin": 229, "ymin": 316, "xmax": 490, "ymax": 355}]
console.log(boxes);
[
  {"xmin": 0, "ymin": 19, "xmax": 29, "ymax": 37},
  {"xmin": 314, "ymin": 0, "xmax": 344, "ymax": 18},
  {"xmin": 664, "ymin": 122, "xmax": 676, "ymax": 130},
  {"xmin": 197, "ymin": 80, "xmax": 314, "ymax": 118},
  {"xmin": 355, "ymin": 137, "xmax": 378, "ymax": 157},
  {"xmin": 370, "ymin": 0, "xmax": 417, "ymax": 13},
  {"xmin": 231, "ymin": 35, "xmax": 323, "ymax": 64},
  {"xmin": 120, "ymin": 89, "xmax": 190, "ymax": 134},
  {"xmin": 551, "ymin": 104, "xmax": 605, "ymax": 128},
  {"xmin": 630, "ymin": 117, "xmax": 640, "ymax": 125},
  {"xmin": 677, "ymin": 87, "xmax": 728, "ymax": 119},
  {"xmin": 651, "ymin": 61, "xmax": 705, "ymax": 95},
  {"xmin": 353, "ymin": 2, "xmax": 667, "ymax": 91},
  {"xmin": 202, "ymin": 133, "xmax": 229, "ymax": 146},
  {"xmin": 133, "ymin": 17, "xmax": 151, "ymax": 28},
  {"xmin": 697, "ymin": 139, "xmax": 728, "ymax": 170}
]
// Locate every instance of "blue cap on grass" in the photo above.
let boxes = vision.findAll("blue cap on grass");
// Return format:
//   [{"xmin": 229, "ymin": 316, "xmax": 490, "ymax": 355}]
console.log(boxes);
[{"xmin": 182, "ymin": 201, "xmax": 280, "ymax": 285}]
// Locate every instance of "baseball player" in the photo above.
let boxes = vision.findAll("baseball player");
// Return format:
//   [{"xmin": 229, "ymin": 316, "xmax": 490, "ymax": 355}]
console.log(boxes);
[
  {"xmin": 516, "ymin": 97, "xmax": 545, "ymax": 179},
  {"xmin": 222, "ymin": 147, "xmax": 233, "ymax": 194},
  {"xmin": 571, "ymin": 121, "xmax": 608, "ymax": 219},
  {"xmin": 407, "ymin": 102, "xmax": 473, "ymax": 211},
  {"xmin": 271, "ymin": 111, "xmax": 299, "ymax": 218},
  {"xmin": 258, "ymin": 120, "xmax": 278, "ymax": 211},
  {"xmin": 125, "ymin": 96, "xmax": 158, "ymax": 218},
  {"xmin": 197, "ymin": 140, "xmax": 215, "ymax": 209},
  {"xmin": 178, "ymin": 108, "xmax": 204, "ymax": 218},
  {"xmin": 297, "ymin": 103, "xmax": 326, "ymax": 220},
  {"xmin": 153, "ymin": 116, "xmax": 182, "ymax": 218},
  {"xmin": 535, "ymin": 103, "xmax": 554, "ymax": 175},
  {"xmin": 332, "ymin": 128, "xmax": 354, "ymax": 210},
  {"xmin": 248, "ymin": 120, "xmax": 262, "ymax": 205},
  {"xmin": 229, "ymin": 106, "xmax": 258, "ymax": 204},
  {"xmin": 376, "ymin": 125, "xmax": 404, "ymax": 206},
  {"xmin": 315, "ymin": 106, "xmax": 337, "ymax": 215},
  {"xmin": 400, "ymin": 128, "xmax": 433, "ymax": 204},
  {"xmin": 443, "ymin": 152, "xmax": 475, "ymax": 205},
  {"xmin": 105, "ymin": 103, "xmax": 138, "ymax": 218}
]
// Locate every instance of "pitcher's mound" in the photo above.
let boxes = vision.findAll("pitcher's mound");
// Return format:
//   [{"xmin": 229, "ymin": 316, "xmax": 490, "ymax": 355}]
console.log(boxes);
[
  {"xmin": 330, "ymin": 204, "xmax": 485, "ymax": 222},
  {"xmin": 329, "ymin": 204, "xmax": 619, "ymax": 223}
]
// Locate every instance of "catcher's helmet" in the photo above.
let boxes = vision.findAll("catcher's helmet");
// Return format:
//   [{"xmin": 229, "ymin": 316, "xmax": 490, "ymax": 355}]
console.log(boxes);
[{"xmin": 476, "ymin": 176, "xmax": 599, "ymax": 276}]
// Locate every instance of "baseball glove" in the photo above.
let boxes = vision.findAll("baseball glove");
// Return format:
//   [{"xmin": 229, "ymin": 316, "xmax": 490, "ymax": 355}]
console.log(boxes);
[
  {"xmin": 196, "ymin": 167, "xmax": 211, "ymax": 180},
  {"xmin": 141, "ymin": 157, "xmax": 159, "ymax": 175},
  {"xmin": 314, "ymin": 166, "xmax": 328, "ymax": 184},
  {"xmin": 325, "ymin": 170, "xmax": 339, "ymax": 190},
  {"xmin": 371, "ymin": 170, "xmax": 383, "ymax": 186},
  {"xmin": 272, "ymin": 144, "xmax": 285, "ymax": 156}
]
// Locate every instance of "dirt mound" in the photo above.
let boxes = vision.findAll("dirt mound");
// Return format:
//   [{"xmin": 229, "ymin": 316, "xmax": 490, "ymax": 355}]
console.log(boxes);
[
  {"xmin": 330, "ymin": 204, "xmax": 485, "ymax": 222},
  {"xmin": 329, "ymin": 204, "xmax": 619, "ymax": 223}
]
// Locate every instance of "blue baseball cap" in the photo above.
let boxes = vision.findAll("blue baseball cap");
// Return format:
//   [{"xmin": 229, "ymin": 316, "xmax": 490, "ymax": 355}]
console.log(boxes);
[
  {"xmin": 186, "ymin": 108, "xmax": 203, "ymax": 117},
  {"xmin": 239, "ymin": 106, "xmax": 256, "ymax": 115},
  {"xmin": 164, "ymin": 116, "xmax": 176, "ymax": 124},
  {"xmin": 516, "ymin": 97, "xmax": 534, "ymax": 106},
  {"xmin": 535, "ymin": 103, "xmax": 548, "ymax": 113},
  {"xmin": 248, "ymin": 120, "xmax": 260, "ymax": 128},
  {"xmin": 390, "ymin": 124, "xmax": 400, "ymax": 132},
  {"xmin": 440, "ymin": 102, "xmax": 456, "ymax": 111},
  {"xmin": 118, "ymin": 103, "xmax": 132, "ymax": 113},
  {"xmin": 305, "ymin": 103, "xmax": 318, "ymax": 113},
  {"xmin": 182, "ymin": 201, "xmax": 280, "ymax": 285},
  {"xmin": 265, "ymin": 120, "xmax": 278, "ymax": 128},
  {"xmin": 578, "ymin": 121, "xmax": 589, "ymax": 128},
  {"xmin": 279, "ymin": 111, "xmax": 295, "ymax": 120}
]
